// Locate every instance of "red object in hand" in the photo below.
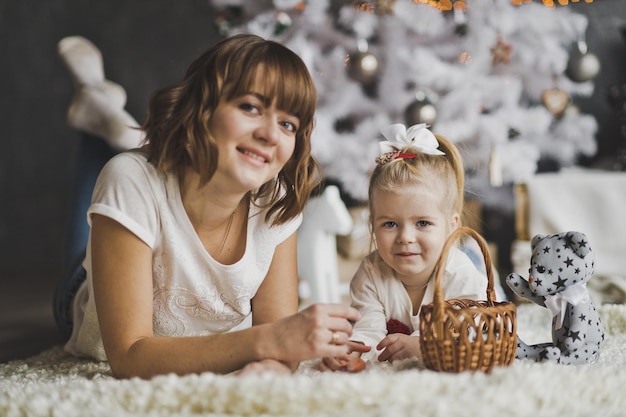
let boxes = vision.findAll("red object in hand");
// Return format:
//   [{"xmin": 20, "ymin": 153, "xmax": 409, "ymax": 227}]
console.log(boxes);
[
  {"xmin": 386, "ymin": 319, "xmax": 411, "ymax": 335},
  {"xmin": 346, "ymin": 357, "xmax": 366, "ymax": 373}
]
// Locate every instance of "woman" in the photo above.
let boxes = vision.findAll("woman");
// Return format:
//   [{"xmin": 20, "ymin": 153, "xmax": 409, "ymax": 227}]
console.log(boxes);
[{"xmin": 54, "ymin": 33, "xmax": 365, "ymax": 378}]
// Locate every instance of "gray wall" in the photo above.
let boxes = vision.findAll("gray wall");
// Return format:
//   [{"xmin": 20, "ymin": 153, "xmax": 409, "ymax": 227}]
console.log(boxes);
[
  {"xmin": 0, "ymin": 0, "xmax": 222, "ymax": 276},
  {"xmin": 570, "ymin": 1, "xmax": 626, "ymax": 162},
  {"xmin": 1, "ymin": 1, "xmax": 625, "ymax": 278}
]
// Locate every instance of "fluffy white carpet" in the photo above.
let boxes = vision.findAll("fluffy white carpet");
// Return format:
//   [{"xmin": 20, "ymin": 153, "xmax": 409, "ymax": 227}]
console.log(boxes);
[{"xmin": 2, "ymin": 304, "xmax": 626, "ymax": 417}]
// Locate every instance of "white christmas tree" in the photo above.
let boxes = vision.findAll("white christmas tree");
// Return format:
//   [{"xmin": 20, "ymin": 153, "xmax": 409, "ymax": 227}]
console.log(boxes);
[{"xmin": 211, "ymin": 0, "xmax": 599, "ymax": 210}]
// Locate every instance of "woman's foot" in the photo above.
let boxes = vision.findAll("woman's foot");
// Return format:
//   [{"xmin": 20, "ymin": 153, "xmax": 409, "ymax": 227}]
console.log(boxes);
[
  {"xmin": 67, "ymin": 84, "xmax": 143, "ymax": 150},
  {"xmin": 59, "ymin": 36, "xmax": 143, "ymax": 150},
  {"xmin": 58, "ymin": 36, "xmax": 106, "ymax": 87}
]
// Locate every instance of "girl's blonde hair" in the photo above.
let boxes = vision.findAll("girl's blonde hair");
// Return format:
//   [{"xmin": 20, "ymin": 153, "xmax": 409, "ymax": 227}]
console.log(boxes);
[
  {"xmin": 142, "ymin": 34, "xmax": 320, "ymax": 226},
  {"xmin": 368, "ymin": 133, "xmax": 465, "ymax": 220}
]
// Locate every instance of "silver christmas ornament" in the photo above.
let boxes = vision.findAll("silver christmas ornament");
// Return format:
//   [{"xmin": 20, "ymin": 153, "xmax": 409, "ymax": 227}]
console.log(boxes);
[
  {"xmin": 566, "ymin": 40, "xmax": 600, "ymax": 82},
  {"xmin": 347, "ymin": 39, "xmax": 380, "ymax": 85},
  {"xmin": 404, "ymin": 97, "xmax": 437, "ymax": 126},
  {"xmin": 347, "ymin": 50, "xmax": 380, "ymax": 85}
]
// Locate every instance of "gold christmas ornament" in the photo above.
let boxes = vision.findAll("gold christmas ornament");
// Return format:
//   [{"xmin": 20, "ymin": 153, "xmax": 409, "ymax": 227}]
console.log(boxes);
[{"xmin": 541, "ymin": 87, "xmax": 570, "ymax": 117}]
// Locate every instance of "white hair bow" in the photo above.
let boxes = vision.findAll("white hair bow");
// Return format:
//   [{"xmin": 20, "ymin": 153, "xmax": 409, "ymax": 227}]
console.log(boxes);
[{"xmin": 379, "ymin": 123, "xmax": 445, "ymax": 156}]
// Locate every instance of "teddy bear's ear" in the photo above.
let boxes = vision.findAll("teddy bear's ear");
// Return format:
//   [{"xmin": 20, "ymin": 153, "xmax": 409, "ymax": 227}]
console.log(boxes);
[
  {"xmin": 530, "ymin": 234, "xmax": 544, "ymax": 250},
  {"xmin": 565, "ymin": 231, "xmax": 590, "ymax": 258}
]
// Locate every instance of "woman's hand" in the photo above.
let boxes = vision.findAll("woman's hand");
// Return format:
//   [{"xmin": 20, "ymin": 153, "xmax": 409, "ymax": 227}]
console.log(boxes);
[
  {"xmin": 264, "ymin": 303, "xmax": 362, "ymax": 363},
  {"xmin": 319, "ymin": 341, "xmax": 371, "ymax": 372},
  {"xmin": 234, "ymin": 359, "xmax": 292, "ymax": 376},
  {"xmin": 376, "ymin": 334, "xmax": 422, "ymax": 363}
]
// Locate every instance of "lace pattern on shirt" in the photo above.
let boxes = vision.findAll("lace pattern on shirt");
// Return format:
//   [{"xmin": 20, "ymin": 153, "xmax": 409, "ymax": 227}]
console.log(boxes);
[{"xmin": 153, "ymin": 284, "xmax": 251, "ymax": 336}]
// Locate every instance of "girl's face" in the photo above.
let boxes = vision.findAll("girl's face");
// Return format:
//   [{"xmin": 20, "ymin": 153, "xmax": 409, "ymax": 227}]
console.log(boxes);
[
  {"xmin": 371, "ymin": 183, "xmax": 459, "ymax": 288},
  {"xmin": 208, "ymin": 91, "xmax": 300, "ymax": 193}
]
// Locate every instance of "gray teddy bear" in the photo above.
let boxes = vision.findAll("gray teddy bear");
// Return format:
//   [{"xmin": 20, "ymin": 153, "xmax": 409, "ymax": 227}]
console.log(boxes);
[{"xmin": 506, "ymin": 231, "xmax": 604, "ymax": 365}]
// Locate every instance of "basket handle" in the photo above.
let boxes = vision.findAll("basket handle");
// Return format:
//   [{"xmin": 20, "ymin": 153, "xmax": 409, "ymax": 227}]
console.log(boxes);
[{"xmin": 431, "ymin": 227, "xmax": 497, "ymax": 331}]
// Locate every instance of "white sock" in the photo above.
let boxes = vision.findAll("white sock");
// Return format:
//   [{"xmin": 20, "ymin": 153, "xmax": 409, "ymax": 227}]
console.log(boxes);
[
  {"xmin": 67, "ymin": 85, "xmax": 144, "ymax": 150},
  {"xmin": 97, "ymin": 80, "xmax": 127, "ymax": 109},
  {"xmin": 58, "ymin": 36, "xmax": 126, "ymax": 107},
  {"xmin": 59, "ymin": 36, "xmax": 143, "ymax": 150},
  {"xmin": 58, "ymin": 36, "xmax": 105, "ymax": 87}
]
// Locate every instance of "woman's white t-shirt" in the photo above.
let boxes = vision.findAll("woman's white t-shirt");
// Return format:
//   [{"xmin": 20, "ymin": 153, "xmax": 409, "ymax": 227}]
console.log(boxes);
[{"xmin": 65, "ymin": 149, "xmax": 301, "ymax": 361}]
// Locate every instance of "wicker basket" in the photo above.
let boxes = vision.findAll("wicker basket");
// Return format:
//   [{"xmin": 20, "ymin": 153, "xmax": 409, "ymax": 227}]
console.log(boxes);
[{"xmin": 419, "ymin": 227, "xmax": 517, "ymax": 373}]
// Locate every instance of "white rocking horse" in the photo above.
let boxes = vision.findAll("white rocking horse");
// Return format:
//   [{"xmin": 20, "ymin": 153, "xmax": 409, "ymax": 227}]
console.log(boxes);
[{"xmin": 297, "ymin": 185, "xmax": 353, "ymax": 304}]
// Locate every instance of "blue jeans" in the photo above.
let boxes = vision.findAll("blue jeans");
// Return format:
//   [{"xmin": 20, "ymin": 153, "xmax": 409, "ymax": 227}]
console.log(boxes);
[{"xmin": 53, "ymin": 134, "xmax": 117, "ymax": 340}]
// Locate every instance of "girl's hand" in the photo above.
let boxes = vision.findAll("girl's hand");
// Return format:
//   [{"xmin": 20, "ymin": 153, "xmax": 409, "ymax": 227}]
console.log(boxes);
[
  {"xmin": 266, "ymin": 304, "xmax": 362, "ymax": 363},
  {"xmin": 376, "ymin": 334, "xmax": 422, "ymax": 363},
  {"xmin": 320, "ymin": 341, "xmax": 371, "ymax": 372}
]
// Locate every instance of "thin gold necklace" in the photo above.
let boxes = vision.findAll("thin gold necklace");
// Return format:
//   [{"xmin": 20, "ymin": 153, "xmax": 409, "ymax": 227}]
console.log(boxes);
[{"xmin": 216, "ymin": 209, "xmax": 236, "ymax": 258}]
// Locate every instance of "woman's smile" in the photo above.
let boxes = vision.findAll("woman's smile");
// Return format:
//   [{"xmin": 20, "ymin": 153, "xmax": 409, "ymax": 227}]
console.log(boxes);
[
  {"xmin": 208, "ymin": 93, "xmax": 298, "ymax": 191},
  {"xmin": 237, "ymin": 146, "xmax": 270, "ymax": 165}
]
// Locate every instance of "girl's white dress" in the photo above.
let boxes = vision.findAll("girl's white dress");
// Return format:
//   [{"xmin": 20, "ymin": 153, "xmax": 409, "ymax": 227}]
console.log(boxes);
[{"xmin": 349, "ymin": 248, "xmax": 487, "ymax": 360}]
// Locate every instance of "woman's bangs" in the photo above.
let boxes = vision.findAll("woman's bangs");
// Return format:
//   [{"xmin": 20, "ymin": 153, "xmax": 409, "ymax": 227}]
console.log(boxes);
[
  {"xmin": 224, "ymin": 50, "xmax": 316, "ymax": 125},
  {"xmin": 270, "ymin": 60, "xmax": 316, "ymax": 124}
]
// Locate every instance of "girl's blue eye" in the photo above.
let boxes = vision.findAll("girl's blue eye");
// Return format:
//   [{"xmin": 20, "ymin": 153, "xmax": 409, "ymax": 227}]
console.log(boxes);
[
  {"xmin": 417, "ymin": 220, "xmax": 431, "ymax": 228},
  {"xmin": 382, "ymin": 221, "xmax": 397, "ymax": 228}
]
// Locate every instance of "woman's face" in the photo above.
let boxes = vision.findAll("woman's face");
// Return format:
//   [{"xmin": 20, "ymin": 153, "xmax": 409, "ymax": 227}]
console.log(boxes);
[
  {"xmin": 208, "ymin": 91, "xmax": 300, "ymax": 193},
  {"xmin": 371, "ymin": 183, "xmax": 459, "ymax": 288}
]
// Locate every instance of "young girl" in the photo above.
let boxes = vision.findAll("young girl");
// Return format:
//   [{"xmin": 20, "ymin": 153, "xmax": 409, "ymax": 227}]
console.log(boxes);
[
  {"xmin": 53, "ymin": 33, "xmax": 362, "ymax": 378},
  {"xmin": 321, "ymin": 123, "xmax": 487, "ymax": 372}
]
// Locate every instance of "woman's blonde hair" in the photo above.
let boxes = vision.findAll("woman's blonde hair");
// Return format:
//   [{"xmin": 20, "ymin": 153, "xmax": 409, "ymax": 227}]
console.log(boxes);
[
  {"xmin": 142, "ymin": 34, "xmax": 320, "ymax": 226},
  {"xmin": 368, "ymin": 133, "xmax": 465, "ymax": 221}
]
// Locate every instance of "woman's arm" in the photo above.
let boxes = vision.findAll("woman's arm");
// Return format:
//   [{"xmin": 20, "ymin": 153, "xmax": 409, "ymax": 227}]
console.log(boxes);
[
  {"xmin": 254, "ymin": 232, "xmax": 365, "ymax": 361},
  {"xmin": 245, "ymin": 232, "xmax": 300, "ymax": 372},
  {"xmin": 91, "ymin": 214, "xmax": 269, "ymax": 377},
  {"xmin": 251, "ymin": 232, "xmax": 299, "ymax": 327},
  {"xmin": 91, "ymin": 216, "xmax": 360, "ymax": 378}
]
